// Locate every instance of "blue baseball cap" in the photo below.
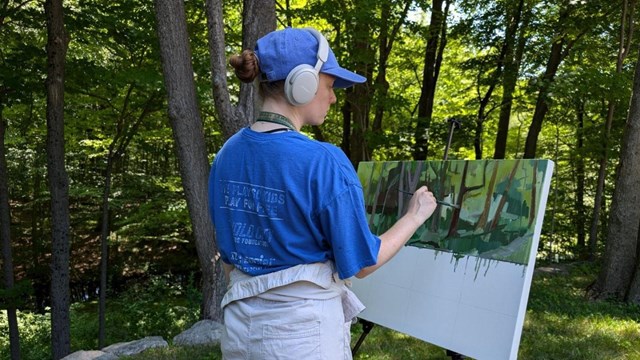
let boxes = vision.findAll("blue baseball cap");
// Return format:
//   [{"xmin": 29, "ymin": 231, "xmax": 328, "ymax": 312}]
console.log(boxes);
[{"xmin": 255, "ymin": 27, "xmax": 366, "ymax": 89}]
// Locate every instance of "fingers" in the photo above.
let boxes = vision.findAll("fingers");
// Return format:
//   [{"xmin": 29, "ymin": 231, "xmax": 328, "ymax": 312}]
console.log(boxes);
[
  {"xmin": 407, "ymin": 186, "xmax": 437, "ymax": 223},
  {"xmin": 414, "ymin": 186, "xmax": 435, "ymax": 202}
]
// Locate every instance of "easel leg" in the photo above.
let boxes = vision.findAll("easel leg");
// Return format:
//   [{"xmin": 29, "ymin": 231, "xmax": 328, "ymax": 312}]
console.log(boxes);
[
  {"xmin": 351, "ymin": 319, "xmax": 375, "ymax": 357},
  {"xmin": 446, "ymin": 349, "xmax": 466, "ymax": 359}
]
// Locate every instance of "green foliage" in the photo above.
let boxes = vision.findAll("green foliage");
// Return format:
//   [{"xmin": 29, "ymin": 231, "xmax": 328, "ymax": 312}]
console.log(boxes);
[
  {"xmin": 0, "ymin": 274, "xmax": 201, "ymax": 360},
  {"xmin": 0, "ymin": 309, "xmax": 52, "ymax": 360},
  {"xmin": 78, "ymin": 276, "xmax": 196, "ymax": 349}
]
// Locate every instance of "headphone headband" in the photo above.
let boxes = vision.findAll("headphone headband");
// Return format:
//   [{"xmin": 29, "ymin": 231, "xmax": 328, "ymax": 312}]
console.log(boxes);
[
  {"xmin": 305, "ymin": 28, "xmax": 329, "ymax": 72},
  {"xmin": 284, "ymin": 28, "xmax": 330, "ymax": 106}
]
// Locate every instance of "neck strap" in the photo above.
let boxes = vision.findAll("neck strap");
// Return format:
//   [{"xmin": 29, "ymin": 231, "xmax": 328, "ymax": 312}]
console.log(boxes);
[{"xmin": 256, "ymin": 111, "xmax": 297, "ymax": 131}]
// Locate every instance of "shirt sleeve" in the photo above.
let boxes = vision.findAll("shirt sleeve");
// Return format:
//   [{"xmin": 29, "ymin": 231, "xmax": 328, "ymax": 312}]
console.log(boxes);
[{"xmin": 317, "ymin": 184, "xmax": 381, "ymax": 279}]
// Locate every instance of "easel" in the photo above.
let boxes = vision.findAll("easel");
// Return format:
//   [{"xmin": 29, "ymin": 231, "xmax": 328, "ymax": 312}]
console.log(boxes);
[
  {"xmin": 351, "ymin": 118, "xmax": 465, "ymax": 359},
  {"xmin": 351, "ymin": 319, "xmax": 374, "ymax": 356},
  {"xmin": 351, "ymin": 319, "xmax": 466, "ymax": 359}
]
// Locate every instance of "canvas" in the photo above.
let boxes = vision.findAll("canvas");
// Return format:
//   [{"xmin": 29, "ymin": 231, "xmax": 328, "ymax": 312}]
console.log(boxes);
[{"xmin": 351, "ymin": 159, "xmax": 554, "ymax": 360}]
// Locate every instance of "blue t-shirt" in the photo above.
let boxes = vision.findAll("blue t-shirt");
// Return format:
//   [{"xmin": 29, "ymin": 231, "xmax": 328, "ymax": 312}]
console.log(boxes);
[{"xmin": 208, "ymin": 128, "xmax": 381, "ymax": 279}]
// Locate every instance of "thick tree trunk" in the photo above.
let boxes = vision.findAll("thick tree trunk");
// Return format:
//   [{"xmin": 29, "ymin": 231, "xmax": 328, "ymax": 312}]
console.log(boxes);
[
  {"xmin": 238, "ymin": 0, "xmax": 274, "ymax": 123},
  {"xmin": 588, "ymin": 0, "xmax": 636, "ymax": 259},
  {"xmin": 0, "ymin": 107, "xmax": 21, "ymax": 359},
  {"xmin": 627, "ymin": 217, "xmax": 640, "ymax": 303},
  {"xmin": 588, "ymin": 44, "xmax": 640, "ymax": 301},
  {"xmin": 201, "ymin": 0, "xmax": 274, "ymax": 318},
  {"xmin": 45, "ymin": 0, "xmax": 71, "ymax": 357},
  {"xmin": 346, "ymin": 28, "xmax": 373, "ymax": 166},
  {"xmin": 155, "ymin": 0, "xmax": 223, "ymax": 321},
  {"xmin": 344, "ymin": 0, "xmax": 376, "ymax": 167}
]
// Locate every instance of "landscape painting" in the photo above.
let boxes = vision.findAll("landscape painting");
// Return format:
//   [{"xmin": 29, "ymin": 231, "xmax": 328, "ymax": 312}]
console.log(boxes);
[{"xmin": 352, "ymin": 159, "xmax": 554, "ymax": 360}]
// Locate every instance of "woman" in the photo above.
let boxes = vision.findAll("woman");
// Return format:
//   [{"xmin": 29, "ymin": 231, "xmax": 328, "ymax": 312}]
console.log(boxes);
[{"xmin": 208, "ymin": 27, "xmax": 437, "ymax": 360}]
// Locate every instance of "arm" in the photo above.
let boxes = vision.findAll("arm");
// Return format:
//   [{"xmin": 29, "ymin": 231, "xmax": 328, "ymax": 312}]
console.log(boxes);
[
  {"xmin": 222, "ymin": 261, "xmax": 235, "ymax": 282},
  {"xmin": 355, "ymin": 185, "xmax": 437, "ymax": 278}
]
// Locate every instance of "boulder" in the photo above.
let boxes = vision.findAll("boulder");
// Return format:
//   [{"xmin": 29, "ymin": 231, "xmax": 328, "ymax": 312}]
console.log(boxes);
[
  {"xmin": 61, "ymin": 350, "xmax": 118, "ymax": 360},
  {"xmin": 101, "ymin": 336, "xmax": 168, "ymax": 356},
  {"xmin": 172, "ymin": 320, "xmax": 224, "ymax": 346}
]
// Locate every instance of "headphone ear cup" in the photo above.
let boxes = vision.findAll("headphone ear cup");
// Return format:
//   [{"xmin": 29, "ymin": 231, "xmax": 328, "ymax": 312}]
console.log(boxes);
[{"xmin": 284, "ymin": 64, "xmax": 319, "ymax": 106}]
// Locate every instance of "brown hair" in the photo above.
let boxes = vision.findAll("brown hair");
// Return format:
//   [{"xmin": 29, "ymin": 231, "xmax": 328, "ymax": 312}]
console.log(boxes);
[
  {"xmin": 229, "ymin": 49, "xmax": 260, "ymax": 83},
  {"xmin": 229, "ymin": 49, "xmax": 285, "ymax": 99}
]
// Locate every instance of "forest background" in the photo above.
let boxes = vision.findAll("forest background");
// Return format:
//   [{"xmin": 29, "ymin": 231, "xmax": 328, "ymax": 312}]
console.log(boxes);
[{"xmin": 3, "ymin": 0, "xmax": 640, "ymax": 359}]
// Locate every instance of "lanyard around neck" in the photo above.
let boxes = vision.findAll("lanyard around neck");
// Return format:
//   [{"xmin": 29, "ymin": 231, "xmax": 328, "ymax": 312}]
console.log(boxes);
[{"xmin": 256, "ymin": 111, "xmax": 297, "ymax": 132}]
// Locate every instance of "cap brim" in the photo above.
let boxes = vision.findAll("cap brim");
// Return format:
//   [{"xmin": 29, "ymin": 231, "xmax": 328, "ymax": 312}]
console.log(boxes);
[{"xmin": 322, "ymin": 67, "xmax": 367, "ymax": 88}]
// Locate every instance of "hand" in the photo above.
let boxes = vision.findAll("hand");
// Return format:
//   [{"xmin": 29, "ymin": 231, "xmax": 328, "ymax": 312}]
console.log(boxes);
[{"xmin": 406, "ymin": 186, "xmax": 437, "ymax": 225}]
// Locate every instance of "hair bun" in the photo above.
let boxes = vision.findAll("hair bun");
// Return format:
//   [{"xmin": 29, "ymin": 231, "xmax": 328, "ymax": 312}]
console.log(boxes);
[{"xmin": 230, "ymin": 50, "xmax": 260, "ymax": 83}]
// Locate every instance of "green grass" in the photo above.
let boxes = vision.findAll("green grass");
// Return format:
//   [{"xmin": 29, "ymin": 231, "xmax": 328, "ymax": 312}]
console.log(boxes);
[
  {"xmin": 518, "ymin": 262, "xmax": 640, "ymax": 360},
  {"xmin": 3, "ymin": 262, "xmax": 640, "ymax": 359}
]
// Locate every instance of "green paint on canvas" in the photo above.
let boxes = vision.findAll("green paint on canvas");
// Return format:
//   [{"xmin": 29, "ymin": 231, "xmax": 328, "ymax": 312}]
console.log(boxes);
[{"xmin": 357, "ymin": 159, "xmax": 550, "ymax": 266}]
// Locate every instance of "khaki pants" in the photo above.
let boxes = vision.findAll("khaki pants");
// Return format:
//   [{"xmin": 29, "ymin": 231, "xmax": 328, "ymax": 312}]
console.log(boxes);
[{"xmin": 222, "ymin": 295, "xmax": 352, "ymax": 360}]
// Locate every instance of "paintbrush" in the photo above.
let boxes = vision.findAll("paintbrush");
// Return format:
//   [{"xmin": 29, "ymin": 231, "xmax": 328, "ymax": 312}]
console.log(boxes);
[{"xmin": 396, "ymin": 189, "xmax": 460, "ymax": 209}]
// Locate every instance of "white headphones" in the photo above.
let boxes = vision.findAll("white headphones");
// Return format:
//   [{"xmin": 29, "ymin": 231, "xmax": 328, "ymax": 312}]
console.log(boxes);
[{"xmin": 284, "ymin": 28, "xmax": 329, "ymax": 106}]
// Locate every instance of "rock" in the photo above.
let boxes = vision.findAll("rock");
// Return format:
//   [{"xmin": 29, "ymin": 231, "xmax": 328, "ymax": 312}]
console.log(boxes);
[
  {"xmin": 101, "ymin": 336, "xmax": 168, "ymax": 356},
  {"xmin": 95, "ymin": 353, "xmax": 120, "ymax": 360},
  {"xmin": 172, "ymin": 320, "xmax": 224, "ymax": 346},
  {"xmin": 534, "ymin": 264, "xmax": 570, "ymax": 276},
  {"xmin": 61, "ymin": 350, "xmax": 118, "ymax": 360}
]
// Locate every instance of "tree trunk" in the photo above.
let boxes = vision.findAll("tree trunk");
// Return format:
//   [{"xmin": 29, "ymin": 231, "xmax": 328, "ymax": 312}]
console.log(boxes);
[
  {"xmin": 98, "ymin": 159, "xmax": 113, "ymax": 348},
  {"xmin": 155, "ymin": 0, "xmax": 223, "ymax": 321},
  {"xmin": 371, "ymin": 1, "xmax": 412, "ymax": 148},
  {"xmin": 523, "ymin": 3, "xmax": 599, "ymax": 158},
  {"xmin": 344, "ymin": 0, "xmax": 375, "ymax": 167},
  {"xmin": 0, "ymin": 105, "xmax": 21, "ymax": 359},
  {"xmin": 413, "ymin": 0, "xmax": 446, "ymax": 160},
  {"xmin": 626, "ymin": 217, "xmax": 640, "ymax": 303},
  {"xmin": 30, "ymin": 153, "xmax": 47, "ymax": 313},
  {"xmin": 346, "ymin": 43, "xmax": 373, "ymax": 166},
  {"xmin": 522, "ymin": 34, "xmax": 565, "ymax": 159},
  {"xmin": 238, "ymin": 0, "xmax": 274, "ymax": 123},
  {"xmin": 97, "ymin": 87, "xmax": 159, "ymax": 346},
  {"xmin": 206, "ymin": 0, "xmax": 274, "ymax": 140},
  {"xmin": 575, "ymin": 102, "xmax": 586, "ymax": 255},
  {"xmin": 201, "ymin": 0, "xmax": 274, "ymax": 318},
  {"xmin": 45, "ymin": 0, "xmax": 71, "ymax": 357},
  {"xmin": 588, "ymin": 44, "xmax": 640, "ymax": 302},
  {"xmin": 588, "ymin": 0, "xmax": 636, "ymax": 260},
  {"xmin": 473, "ymin": 0, "xmax": 520, "ymax": 160},
  {"xmin": 493, "ymin": 0, "xmax": 525, "ymax": 159},
  {"xmin": 341, "ymin": 98, "xmax": 352, "ymax": 158}
]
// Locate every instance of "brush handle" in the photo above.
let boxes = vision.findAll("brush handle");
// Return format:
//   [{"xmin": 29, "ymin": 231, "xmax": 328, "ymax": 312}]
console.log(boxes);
[{"xmin": 396, "ymin": 189, "xmax": 460, "ymax": 209}]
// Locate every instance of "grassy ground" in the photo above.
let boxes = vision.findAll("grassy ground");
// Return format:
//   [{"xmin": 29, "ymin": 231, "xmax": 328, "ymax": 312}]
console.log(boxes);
[
  {"xmin": 518, "ymin": 262, "xmax": 640, "ymax": 360},
  {"xmin": 3, "ymin": 262, "xmax": 640, "ymax": 359},
  {"xmin": 123, "ymin": 262, "xmax": 640, "ymax": 360}
]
